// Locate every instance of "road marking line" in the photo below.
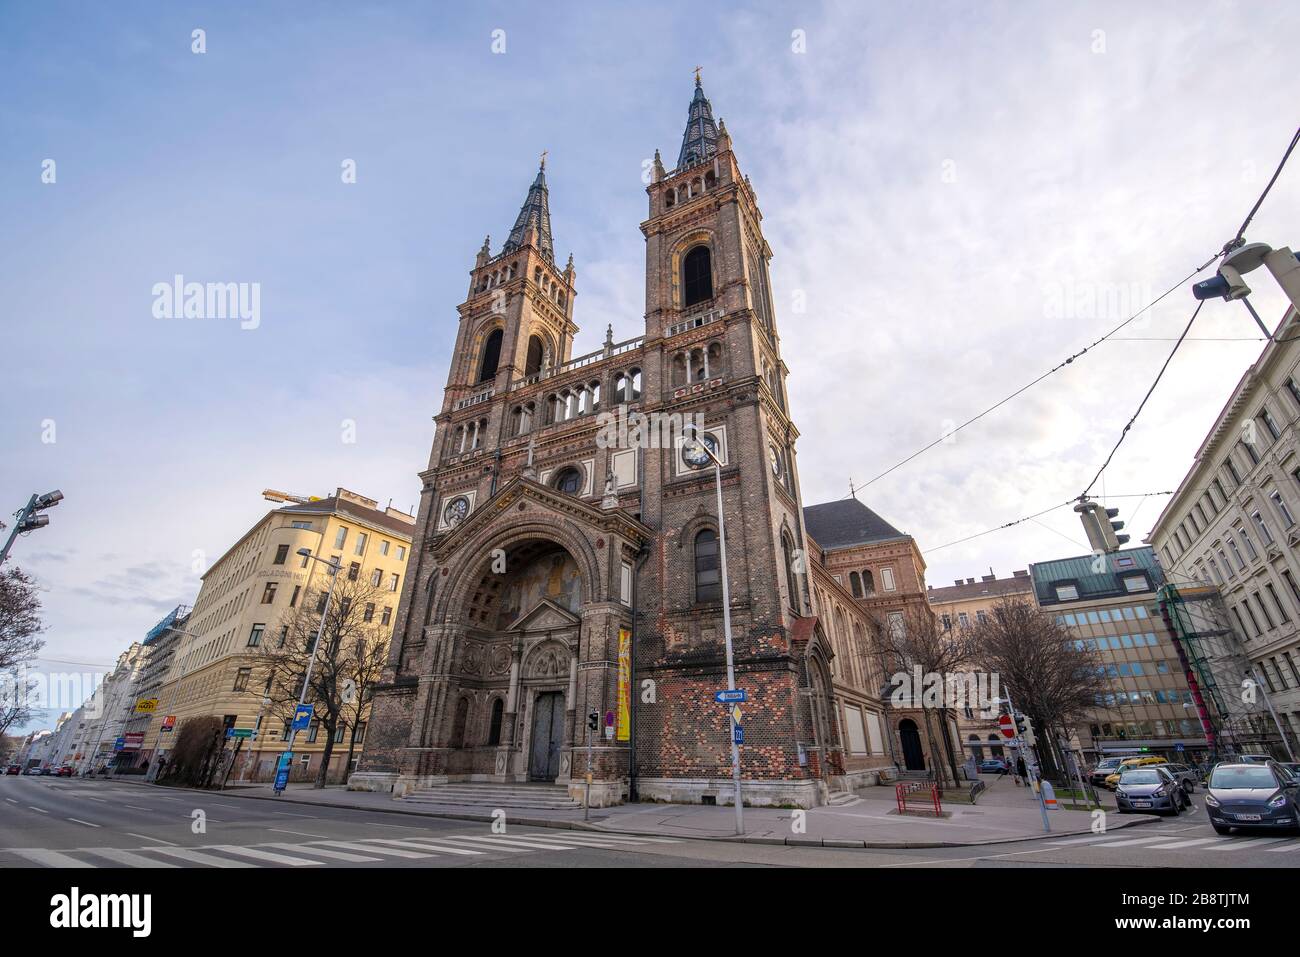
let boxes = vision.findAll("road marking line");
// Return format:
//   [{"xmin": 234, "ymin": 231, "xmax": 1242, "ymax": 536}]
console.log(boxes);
[
  {"xmin": 420, "ymin": 836, "xmax": 533, "ymax": 853},
  {"xmin": 144, "ymin": 846, "xmax": 258, "ymax": 867},
  {"xmin": 562, "ymin": 833, "xmax": 682, "ymax": 845},
  {"xmin": 67, "ymin": 818, "xmax": 101, "ymax": 828},
  {"xmin": 10, "ymin": 848, "xmax": 94, "ymax": 868},
  {"xmin": 1266, "ymin": 841, "xmax": 1300, "ymax": 852},
  {"xmin": 268, "ymin": 828, "xmax": 332, "ymax": 839},
  {"xmin": 1207, "ymin": 837, "xmax": 1292, "ymax": 851},
  {"xmin": 123, "ymin": 805, "xmax": 154, "ymax": 811},
  {"xmin": 1143, "ymin": 838, "xmax": 1228, "ymax": 850},
  {"xmin": 433, "ymin": 834, "xmax": 579, "ymax": 851},
  {"xmin": 311, "ymin": 840, "xmax": 436, "ymax": 859},
  {"xmin": 4, "ymin": 798, "xmax": 17, "ymax": 804},
  {"xmin": 208, "ymin": 845, "xmax": 326, "ymax": 866},
  {"xmin": 1094, "ymin": 836, "xmax": 1181, "ymax": 848},
  {"xmin": 363, "ymin": 838, "xmax": 483, "ymax": 856},
  {"xmin": 126, "ymin": 832, "xmax": 178, "ymax": 846},
  {"xmin": 81, "ymin": 847, "xmax": 180, "ymax": 868},
  {"xmin": 502, "ymin": 834, "xmax": 649, "ymax": 849},
  {"xmin": 260, "ymin": 842, "xmax": 382, "ymax": 863}
]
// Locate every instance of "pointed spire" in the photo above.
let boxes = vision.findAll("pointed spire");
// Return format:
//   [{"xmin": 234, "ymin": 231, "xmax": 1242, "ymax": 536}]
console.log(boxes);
[
  {"xmin": 502, "ymin": 157, "xmax": 554, "ymax": 262},
  {"xmin": 677, "ymin": 70, "xmax": 719, "ymax": 170}
]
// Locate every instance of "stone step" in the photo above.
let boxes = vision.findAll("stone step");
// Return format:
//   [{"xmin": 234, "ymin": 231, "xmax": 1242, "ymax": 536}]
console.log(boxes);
[
  {"xmin": 403, "ymin": 783, "xmax": 582, "ymax": 809},
  {"xmin": 826, "ymin": 790, "xmax": 860, "ymax": 806}
]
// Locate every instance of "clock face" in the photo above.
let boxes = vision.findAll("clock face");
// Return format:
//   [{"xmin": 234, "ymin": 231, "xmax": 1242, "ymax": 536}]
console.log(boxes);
[
  {"xmin": 769, "ymin": 444, "xmax": 782, "ymax": 476},
  {"xmin": 682, "ymin": 432, "xmax": 719, "ymax": 468},
  {"xmin": 443, "ymin": 496, "xmax": 469, "ymax": 526}
]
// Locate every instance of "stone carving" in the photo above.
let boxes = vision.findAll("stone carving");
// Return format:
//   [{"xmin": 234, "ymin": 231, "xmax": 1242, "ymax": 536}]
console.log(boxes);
[
  {"xmin": 526, "ymin": 644, "xmax": 569, "ymax": 678},
  {"xmin": 489, "ymin": 643, "xmax": 512, "ymax": 675}
]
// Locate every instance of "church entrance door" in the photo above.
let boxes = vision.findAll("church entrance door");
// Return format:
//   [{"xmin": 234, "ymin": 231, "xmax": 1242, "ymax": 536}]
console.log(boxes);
[{"xmin": 528, "ymin": 691, "xmax": 566, "ymax": 782}]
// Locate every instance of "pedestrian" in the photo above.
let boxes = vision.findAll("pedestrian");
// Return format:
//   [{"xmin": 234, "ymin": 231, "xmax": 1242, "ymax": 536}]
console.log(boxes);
[{"xmin": 1017, "ymin": 756, "xmax": 1027, "ymax": 783}]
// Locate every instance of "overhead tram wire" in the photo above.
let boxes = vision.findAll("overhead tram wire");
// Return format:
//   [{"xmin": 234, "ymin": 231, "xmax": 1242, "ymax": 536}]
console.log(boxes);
[
  {"xmin": 1078, "ymin": 299, "xmax": 1207, "ymax": 499},
  {"xmin": 847, "ymin": 253, "xmax": 1222, "ymax": 497}
]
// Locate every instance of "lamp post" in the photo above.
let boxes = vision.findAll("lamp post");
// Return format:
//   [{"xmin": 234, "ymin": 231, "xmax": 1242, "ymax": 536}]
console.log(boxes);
[
  {"xmin": 681, "ymin": 423, "xmax": 743, "ymax": 835},
  {"xmin": 1, "ymin": 490, "xmax": 63, "ymax": 565},
  {"xmin": 276, "ymin": 548, "xmax": 340, "ymax": 794}
]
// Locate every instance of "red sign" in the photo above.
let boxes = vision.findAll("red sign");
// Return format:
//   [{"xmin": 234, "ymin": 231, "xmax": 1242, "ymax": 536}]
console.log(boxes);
[
  {"xmin": 998, "ymin": 714, "xmax": 1016, "ymax": 739},
  {"xmin": 161, "ymin": 715, "xmax": 176, "ymax": 732},
  {"xmin": 123, "ymin": 732, "xmax": 145, "ymax": 750}
]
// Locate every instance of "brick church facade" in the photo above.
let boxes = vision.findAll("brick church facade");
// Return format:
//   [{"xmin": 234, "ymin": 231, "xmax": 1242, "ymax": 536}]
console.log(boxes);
[{"xmin": 351, "ymin": 78, "xmax": 898, "ymax": 807}]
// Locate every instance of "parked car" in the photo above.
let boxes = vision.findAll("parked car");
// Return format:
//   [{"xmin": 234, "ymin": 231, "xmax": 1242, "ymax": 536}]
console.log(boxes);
[
  {"xmin": 979, "ymin": 758, "xmax": 1008, "ymax": 774},
  {"xmin": 4, "ymin": 765, "xmax": 20, "ymax": 775},
  {"xmin": 23, "ymin": 767, "xmax": 44, "ymax": 775},
  {"xmin": 1278, "ymin": 762, "xmax": 1300, "ymax": 783},
  {"xmin": 1104, "ymin": 756, "xmax": 1169, "ymax": 790},
  {"xmin": 1089, "ymin": 757, "xmax": 1125, "ymax": 786},
  {"xmin": 1115, "ymin": 766, "xmax": 1191, "ymax": 816},
  {"xmin": 1162, "ymin": 763, "xmax": 1201, "ymax": 793},
  {"xmin": 1236, "ymin": 754, "xmax": 1275, "ymax": 764},
  {"xmin": 1205, "ymin": 762, "xmax": 1300, "ymax": 834},
  {"xmin": 55, "ymin": 766, "xmax": 74, "ymax": 777}
]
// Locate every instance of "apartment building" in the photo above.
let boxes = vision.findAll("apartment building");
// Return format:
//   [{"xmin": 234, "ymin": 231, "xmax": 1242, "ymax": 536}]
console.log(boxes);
[
  {"xmin": 1031, "ymin": 546, "xmax": 1207, "ymax": 763},
  {"xmin": 147, "ymin": 488, "xmax": 414, "ymax": 783},
  {"xmin": 927, "ymin": 569, "xmax": 1035, "ymax": 763},
  {"xmin": 1146, "ymin": 306, "xmax": 1300, "ymax": 758}
]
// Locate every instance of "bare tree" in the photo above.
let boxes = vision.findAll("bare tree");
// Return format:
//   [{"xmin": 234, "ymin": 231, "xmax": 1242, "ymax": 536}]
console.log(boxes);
[
  {"xmin": 969, "ymin": 597, "xmax": 1106, "ymax": 781},
  {"xmin": 0, "ymin": 669, "xmax": 40, "ymax": 739},
  {"xmin": 0, "ymin": 566, "xmax": 45, "ymax": 671},
  {"xmin": 260, "ymin": 573, "xmax": 393, "ymax": 788},
  {"xmin": 868, "ymin": 604, "xmax": 979, "ymax": 789}
]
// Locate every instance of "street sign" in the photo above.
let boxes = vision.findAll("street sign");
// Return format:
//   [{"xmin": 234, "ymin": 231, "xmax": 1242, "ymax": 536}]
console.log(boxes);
[
  {"xmin": 998, "ymin": 714, "xmax": 1016, "ymax": 739},
  {"xmin": 714, "ymin": 689, "xmax": 747, "ymax": 703},
  {"xmin": 123, "ymin": 732, "xmax": 144, "ymax": 750},
  {"xmin": 273, "ymin": 752, "xmax": 293, "ymax": 793},
  {"xmin": 733, "ymin": 726, "xmax": 744, "ymax": 745},
  {"xmin": 731, "ymin": 705, "xmax": 743, "ymax": 725},
  {"xmin": 291, "ymin": 704, "xmax": 314, "ymax": 731},
  {"xmin": 113, "ymin": 736, "xmax": 126, "ymax": 751},
  {"xmin": 226, "ymin": 728, "xmax": 254, "ymax": 739},
  {"xmin": 604, "ymin": 726, "xmax": 614, "ymax": 740},
  {"xmin": 1175, "ymin": 743, "xmax": 1185, "ymax": 752},
  {"xmin": 604, "ymin": 710, "xmax": 615, "ymax": 728}
]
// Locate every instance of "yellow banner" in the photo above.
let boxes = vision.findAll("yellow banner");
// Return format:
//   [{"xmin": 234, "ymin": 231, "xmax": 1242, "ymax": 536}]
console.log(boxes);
[
  {"xmin": 616, "ymin": 627, "xmax": 631, "ymax": 741},
  {"xmin": 134, "ymin": 698, "xmax": 159, "ymax": 713}
]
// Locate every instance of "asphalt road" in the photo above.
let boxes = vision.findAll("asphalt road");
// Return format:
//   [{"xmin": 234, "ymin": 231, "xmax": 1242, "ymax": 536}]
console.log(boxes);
[{"xmin": 2, "ymin": 776, "xmax": 1298, "ymax": 868}]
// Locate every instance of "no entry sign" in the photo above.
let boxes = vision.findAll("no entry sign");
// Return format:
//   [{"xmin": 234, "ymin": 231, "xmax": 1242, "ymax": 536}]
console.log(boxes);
[{"xmin": 999, "ymin": 714, "xmax": 1016, "ymax": 739}]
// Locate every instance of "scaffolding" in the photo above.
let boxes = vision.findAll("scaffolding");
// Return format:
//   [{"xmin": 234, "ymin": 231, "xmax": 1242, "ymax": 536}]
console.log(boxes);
[{"xmin": 1158, "ymin": 582, "xmax": 1285, "ymax": 760}]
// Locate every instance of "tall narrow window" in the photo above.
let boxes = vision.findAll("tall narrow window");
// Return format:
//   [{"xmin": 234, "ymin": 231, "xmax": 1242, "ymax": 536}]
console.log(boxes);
[
  {"xmin": 782, "ymin": 533, "xmax": 801, "ymax": 613},
  {"xmin": 682, "ymin": 246, "xmax": 713, "ymax": 307},
  {"xmin": 525, "ymin": 335, "xmax": 544, "ymax": 376},
  {"xmin": 694, "ymin": 528, "xmax": 721, "ymax": 603},
  {"xmin": 849, "ymin": 571, "xmax": 862, "ymax": 598},
  {"xmin": 487, "ymin": 698, "xmax": 505, "ymax": 745},
  {"xmin": 478, "ymin": 328, "xmax": 503, "ymax": 382}
]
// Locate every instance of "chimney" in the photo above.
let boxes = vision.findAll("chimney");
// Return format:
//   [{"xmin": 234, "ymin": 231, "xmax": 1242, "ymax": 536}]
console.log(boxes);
[
  {"xmin": 1013, "ymin": 569, "xmax": 1029, "ymax": 578},
  {"xmin": 954, "ymin": 579, "xmax": 963, "ymax": 587},
  {"xmin": 966, "ymin": 577, "xmax": 975, "ymax": 585},
  {"xmin": 981, "ymin": 574, "xmax": 995, "ymax": 582}
]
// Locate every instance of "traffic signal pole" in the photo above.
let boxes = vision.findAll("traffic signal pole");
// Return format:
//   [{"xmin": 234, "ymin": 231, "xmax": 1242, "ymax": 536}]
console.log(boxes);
[{"xmin": 1003, "ymin": 689, "xmax": 1050, "ymax": 833}]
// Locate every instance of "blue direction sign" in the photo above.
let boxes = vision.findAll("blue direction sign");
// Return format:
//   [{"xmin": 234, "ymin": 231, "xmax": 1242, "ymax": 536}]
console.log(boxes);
[
  {"xmin": 714, "ymin": 689, "xmax": 747, "ymax": 703},
  {"xmin": 291, "ymin": 704, "xmax": 314, "ymax": 731},
  {"xmin": 733, "ymin": 726, "xmax": 744, "ymax": 745},
  {"xmin": 112, "ymin": 736, "xmax": 126, "ymax": 751},
  {"xmin": 1175, "ymin": 743, "xmax": 1185, "ymax": 752}
]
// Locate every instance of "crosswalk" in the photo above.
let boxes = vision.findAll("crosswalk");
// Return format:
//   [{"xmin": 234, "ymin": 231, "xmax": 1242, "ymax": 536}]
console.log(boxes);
[
  {"xmin": 1, "ymin": 829, "xmax": 682, "ymax": 868},
  {"xmin": 1047, "ymin": 829, "xmax": 1300, "ymax": 855}
]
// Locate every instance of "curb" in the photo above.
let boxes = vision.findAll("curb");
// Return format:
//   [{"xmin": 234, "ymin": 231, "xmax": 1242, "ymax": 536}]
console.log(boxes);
[{"xmin": 91, "ymin": 776, "xmax": 1160, "ymax": 849}]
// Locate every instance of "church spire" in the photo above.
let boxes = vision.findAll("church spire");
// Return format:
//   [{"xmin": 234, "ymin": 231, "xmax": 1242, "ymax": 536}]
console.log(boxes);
[
  {"xmin": 502, "ymin": 156, "xmax": 554, "ymax": 262},
  {"xmin": 676, "ymin": 70, "xmax": 719, "ymax": 170}
]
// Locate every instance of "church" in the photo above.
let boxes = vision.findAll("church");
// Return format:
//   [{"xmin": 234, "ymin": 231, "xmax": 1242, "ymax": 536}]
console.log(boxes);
[{"xmin": 352, "ymin": 77, "xmax": 917, "ymax": 808}]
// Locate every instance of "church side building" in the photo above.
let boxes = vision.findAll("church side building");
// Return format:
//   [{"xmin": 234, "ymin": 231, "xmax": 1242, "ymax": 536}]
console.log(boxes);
[{"xmin": 352, "ymin": 78, "xmax": 895, "ymax": 807}]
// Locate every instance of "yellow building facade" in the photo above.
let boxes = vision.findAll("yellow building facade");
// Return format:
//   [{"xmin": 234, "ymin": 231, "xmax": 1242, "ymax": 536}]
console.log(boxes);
[{"xmin": 144, "ymin": 489, "xmax": 414, "ymax": 783}]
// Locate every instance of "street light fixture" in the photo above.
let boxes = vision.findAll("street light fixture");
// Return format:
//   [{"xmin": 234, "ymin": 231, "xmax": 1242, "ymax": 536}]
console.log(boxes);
[
  {"xmin": 274, "ymin": 548, "xmax": 341, "ymax": 794},
  {"xmin": 1193, "ymin": 241, "xmax": 1300, "ymax": 338},
  {"xmin": 1, "ymin": 490, "xmax": 63, "ymax": 564},
  {"xmin": 680, "ymin": 423, "xmax": 743, "ymax": 835}
]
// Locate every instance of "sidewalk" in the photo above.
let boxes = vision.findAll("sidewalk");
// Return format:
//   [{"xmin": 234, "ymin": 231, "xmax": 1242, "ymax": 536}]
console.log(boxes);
[{"xmin": 108, "ymin": 772, "xmax": 1152, "ymax": 849}]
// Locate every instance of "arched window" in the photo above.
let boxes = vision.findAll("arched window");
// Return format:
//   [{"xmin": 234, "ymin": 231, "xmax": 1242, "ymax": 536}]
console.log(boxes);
[
  {"xmin": 682, "ymin": 246, "xmax": 713, "ymax": 307},
  {"xmin": 782, "ymin": 533, "xmax": 801, "ymax": 613},
  {"xmin": 554, "ymin": 467, "xmax": 582, "ymax": 495},
  {"xmin": 861, "ymin": 569, "xmax": 875, "ymax": 595},
  {"xmin": 422, "ymin": 572, "xmax": 437, "ymax": 626},
  {"xmin": 849, "ymin": 571, "xmax": 862, "ymax": 598},
  {"xmin": 487, "ymin": 698, "xmax": 504, "ymax": 745},
  {"xmin": 525, "ymin": 335, "xmax": 544, "ymax": 376},
  {"xmin": 664, "ymin": 188, "xmax": 676, "ymax": 209},
  {"xmin": 628, "ymin": 368, "xmax": 642, "ymax": 400},
  {"xmin": 478, "ymin": 329, "xmax": 503, "ymax": 382},
  {"xmin": 672, "ymin": 353, "xmax": 687, "ymax": 387},
  {"xmin": 694, "ymin": 528, "xmax": 721, "ymax": 603}
]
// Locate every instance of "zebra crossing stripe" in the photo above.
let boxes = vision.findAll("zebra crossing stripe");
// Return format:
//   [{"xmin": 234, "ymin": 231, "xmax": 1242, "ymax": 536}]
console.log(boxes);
[
  {"xmin": 509, "ymin": 834, "xmax": 653, "ymax": 849},
  {"xmin": 145, "ymin": 846, "xmax": 257, "ymax": 867},
  {"xmin": 1207, "ymin": 837, "xmax": 1292, "ymax": 851},
  {"xmin": 311, "ymin": 840, "xmax": 436, "ymax": 859},
  {"xmin": 1266, "ymin": 841, "xmax": 1300, "ymax": 852},
  {"xmin": 260, "ymin": 842, "xmax": 383, "ymax": 862},
  {"xmin": 80, "ymin": 847, "xmax": 181, "ymax": 868},
  {"xmin": 564, "ymin": 833, "xmax": 682, "ymax": 845},
  {"xmin": 361, "ymin": 838, "xmax": 483, "ymax": 856},
  {"xmin": 427, "ymin": 835, "xmax": 579, "ymax": 851},
  {"xmin": 208, "ymin": 845, "xmax": 326, "ymax": 866},
  {"xmin": 1095, "ymin": 836, "xmax": 1183, "ymax": 848},
  {"xmin": 9, "ymin": 848, "xmax": 95, "ymax": 868},
  {"xmin": 1142, "ymin": 838, "xmax": 1229, "ymax": 850}
]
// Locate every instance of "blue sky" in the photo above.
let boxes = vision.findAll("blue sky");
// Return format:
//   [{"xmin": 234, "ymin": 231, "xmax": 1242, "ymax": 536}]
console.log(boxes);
[{"xmin": 3, "ymin": 2, "xmax": 1299, "ymax": 730}]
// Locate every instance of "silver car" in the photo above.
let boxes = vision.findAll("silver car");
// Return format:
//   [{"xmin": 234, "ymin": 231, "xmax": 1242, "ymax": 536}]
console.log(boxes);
[
  {"xmin": 1115, "ymin": 766, "xmax": 1191, "ymax": 816},
  {"xmin": 1162, "ymin": 763, "xmax": 1201, "ymax": 793}
]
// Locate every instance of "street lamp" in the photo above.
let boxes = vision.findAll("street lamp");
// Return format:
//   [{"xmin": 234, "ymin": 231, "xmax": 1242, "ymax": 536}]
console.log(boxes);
[
  {"xmin": 1, "ymin": 490, "xmax": 63, "ymax": 564},
  {"xmin": 274, "ymin": 548, "xmax": 341, "ymax": 794},
  {"xmin": 680, "ymin": 423, "xmax": 743, "ymax": 835},
  {"xmin": 1193, "ymin": 241, "xmax": 1300, "ymax": 337}
]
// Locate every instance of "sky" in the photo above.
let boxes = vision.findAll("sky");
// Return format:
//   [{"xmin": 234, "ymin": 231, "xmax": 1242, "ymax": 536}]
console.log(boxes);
[{"xmin": 3, "ymin": 1, "xmax": 1299, "ymax": 731}]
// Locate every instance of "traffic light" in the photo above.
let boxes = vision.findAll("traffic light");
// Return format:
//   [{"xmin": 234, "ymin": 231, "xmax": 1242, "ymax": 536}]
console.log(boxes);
[
  {"xmin": 1014, "ymin": 712, "xmax": 1037, "ymax": 747},
  {"xmin": 1073, "ymin": 499, "xmax": 1130, "ymax": 553},
  {"xmin": 587, "ymin": 711, "xmax": 600, "ymax": 733}
]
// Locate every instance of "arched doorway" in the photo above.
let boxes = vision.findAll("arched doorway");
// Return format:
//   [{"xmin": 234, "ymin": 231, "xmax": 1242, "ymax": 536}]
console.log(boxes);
[{"xmin": 899, "ymin": 719, "xmax": 925, "ymax": 771}]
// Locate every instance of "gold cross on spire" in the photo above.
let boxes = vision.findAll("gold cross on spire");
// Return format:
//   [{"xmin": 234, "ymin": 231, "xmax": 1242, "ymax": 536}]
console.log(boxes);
[
  {"xmin": 693, "ymin": 65, "xmax": 702, "ymax": 84},
  {"xmin": 539, "ymin": 149, "xmax": 548, "ymax": 170}
]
